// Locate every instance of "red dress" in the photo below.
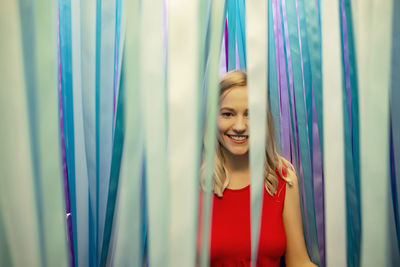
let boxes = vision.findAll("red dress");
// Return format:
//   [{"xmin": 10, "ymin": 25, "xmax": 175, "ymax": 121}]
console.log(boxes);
[{"xmin": 210, "ymin": 170, "xmax": 287, "ymax": 267}]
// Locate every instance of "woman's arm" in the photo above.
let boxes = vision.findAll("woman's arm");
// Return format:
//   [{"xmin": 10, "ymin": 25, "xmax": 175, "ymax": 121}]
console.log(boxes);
[{"xmin": 283, "ymin": 172, "xmax": 318, "ymax": 267}]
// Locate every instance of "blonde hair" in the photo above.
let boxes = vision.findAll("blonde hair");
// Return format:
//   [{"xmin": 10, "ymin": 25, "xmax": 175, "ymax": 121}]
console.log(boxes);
[{"xmin": 201, "ymin": 70, "xmax": 294, "ymax": 197}]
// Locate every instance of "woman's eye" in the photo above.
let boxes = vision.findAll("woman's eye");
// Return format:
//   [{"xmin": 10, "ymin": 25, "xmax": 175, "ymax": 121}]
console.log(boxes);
[{"xmin": 221, "ymin": 112, "xmax": 233, "ymax": 117}]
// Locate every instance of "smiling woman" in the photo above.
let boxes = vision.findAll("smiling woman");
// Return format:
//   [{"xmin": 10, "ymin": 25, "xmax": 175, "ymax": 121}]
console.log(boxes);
[{"xmin": 201, "ymin": 70, "xmax": 317, "ymax": 267}]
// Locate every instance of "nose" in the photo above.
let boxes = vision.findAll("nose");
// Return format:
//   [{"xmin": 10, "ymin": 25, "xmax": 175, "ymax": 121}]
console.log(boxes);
[{"xmin": 232, "ymin": 116, "xmax": 247, "ymax": 134}]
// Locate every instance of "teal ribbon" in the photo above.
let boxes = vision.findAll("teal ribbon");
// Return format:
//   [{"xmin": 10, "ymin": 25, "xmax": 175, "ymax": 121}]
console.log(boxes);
[
  {"xmin": 59, "ymin": 1, "xmax": 78, "ymax": 266},
  {"xmin": 110, "ymin": 0, "xmax": 142, "ymax": 265},
  {"xmin": 236, "ymin": 0, "xmax": 246, "ymax": 70},
  {"xmin": 227, "ymin": 0, "xmax": 236, "ymax": 70},
  {"xmin": 100, "ymin": 66, "xmax": 125, "ymax": 266},
  {"xmin": 340, "ymin": 1, "xmax": 361, "ymax": 266},
  {"xmin": 390, "ymin": 0, "xmax": 400, "ymax": 255},
  {"xmin": 97, "ymin": 1, "xmax": 116, "ymax": 262},
  {"xmin": 268, "ymin": 0, "xmax": 281, "ymax": 152},
  {"xmin": 284, "ymin": 0, "xmax": 321, "ymax": 264},
  {"xmin": 199, "ymin": 2, "xmax": 226, "ymax": 267}
]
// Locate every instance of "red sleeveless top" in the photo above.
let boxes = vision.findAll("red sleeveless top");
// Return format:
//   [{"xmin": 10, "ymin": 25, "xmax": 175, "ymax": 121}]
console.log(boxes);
[{"xmin": 209, "ymin": 169, "xmax": 287, "ymax": 267}]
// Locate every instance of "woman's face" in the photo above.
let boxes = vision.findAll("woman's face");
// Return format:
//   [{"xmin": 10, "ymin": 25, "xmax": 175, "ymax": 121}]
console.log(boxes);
[{"xmin": 217, "ymin": 86, "xmax": 249, "ymax": 156}]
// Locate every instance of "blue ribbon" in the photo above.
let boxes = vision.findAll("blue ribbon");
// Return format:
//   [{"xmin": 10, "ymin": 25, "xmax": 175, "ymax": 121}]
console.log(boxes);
[{"xmin": 59, "ymin": 1, "xmax": 77, "ymax": 266}]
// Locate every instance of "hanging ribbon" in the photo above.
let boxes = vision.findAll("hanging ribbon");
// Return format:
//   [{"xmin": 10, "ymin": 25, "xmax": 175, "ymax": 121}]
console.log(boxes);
[
  {"xmin": 354, "ymin": 1, "xmax": 393, "ymax": 266},
  {"xmin": 340, "ymin": 1, "xmax": 361, "ymax": 266},
  {"xmin": 0, "ymin": 2, "xmax": 42, "ymax": 266},
  {"xmin": 139, "ymin": 0, "xmax": 169, "ymax": 265},
  {"xmin": 167, "ymin": 0, "xmax": 201, "ymax": 266},
  {"xmin": 268, "ymin": 0, "xmax": 281, "ymax": 152},
  {"xmin": 198, "ymin": 2, "xmax": 226, "ymax": 267},
  {"xmin": 390, "ymin": 0, "xmax": 400, "ymax": 256},
  {"xmin": 321, "ymin": 0, "xmax": 347, "ymax": 265},
  {"xmin": 111, "ymin": 0, "xmax": 142, "ymax": 265},
  {"xmin": 245, "ymin": 0, "xmax": 268, "ymax": 265},
  {"xmin": 97, "ymin": 1, "xmax": 116, "ymax": 262},
  {"xmin": 236, "ymin": 0, "xmax": 246, "ymax": 70},
  {"xmin": 227, "ymin": 0, "xmax": 236, "ymax": 70},
  {"xmin": 283, "ymin": 0, "xmax": 322, "ymax": 264}
]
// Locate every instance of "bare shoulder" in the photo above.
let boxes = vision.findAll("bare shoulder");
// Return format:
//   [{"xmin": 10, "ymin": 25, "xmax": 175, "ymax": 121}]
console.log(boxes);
[{"xmin": 282, "ymin": 167, "xmax": 317, "ymax": 267}]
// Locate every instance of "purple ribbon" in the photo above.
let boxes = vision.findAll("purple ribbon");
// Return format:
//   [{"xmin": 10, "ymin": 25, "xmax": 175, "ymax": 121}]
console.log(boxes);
[
  {"xmin": 225, "ymin": 18, "xmax": 229, "ymax": 72},
  {"xmin": 312, "ymin": 87, "xmax": 325, "ymax": 267},
  {"xmin": 272, "ymin": 0, "xmax": 311, "ymax": 249},
  {"xmin": 58, "ymin": 14, "xmax": 75, "ymax": 267}
]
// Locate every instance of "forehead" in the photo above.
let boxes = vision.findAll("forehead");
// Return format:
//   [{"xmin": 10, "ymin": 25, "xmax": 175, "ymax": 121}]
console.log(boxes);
[{"xmin": 220, "ymin": 86, "xmax": 248, "ymax": 108}]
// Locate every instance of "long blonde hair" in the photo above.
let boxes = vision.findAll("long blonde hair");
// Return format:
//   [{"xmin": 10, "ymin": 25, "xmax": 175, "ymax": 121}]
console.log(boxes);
[{"xmin": 201, "ymin": 70, "xmax": 294, "ymax": 197}]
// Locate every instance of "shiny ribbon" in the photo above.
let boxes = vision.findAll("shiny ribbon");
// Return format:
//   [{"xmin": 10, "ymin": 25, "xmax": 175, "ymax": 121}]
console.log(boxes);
[
  {"xmin": 70, "ymin": 0, "xmax": 91, "ymax": 266},
  {"xmin": 139, "ymin": 0, "xmax": 169, "ymax": 265},
  {"xmin": 340, "ymin": 1, "xmax": 362, "ymax": 266},
  {"xmin": 354, "ymin": 1, "xmax": 393, "ymax": 266},
  {"xmin": 236, "ymin": 0, "xmax": 246, "ymax": 70},
  {"xmin": 59, "ymin": 1, "xmax": 78, "ymax": 266},
  {"xmin": 268, "ymin": 0, "xmax": 281, "ymax": 151},
  {"xmin": 199, "ymin": 2, "xmax": 226, "ymax": 267},
  {"xmin": 0, "ymin": 1, "xmax": 42, "ymax": 266},
  {"xmin": 321, "ymin": 0, "xmax": 347, "ymax": 265},
  {"xmin": 167, "ymin": 1, "xmax": 201, "ymax": 266},
  {"xmin": 110, "ymin": 0, "xmax": 143, "ymax": 265},
  {"xmin": 245, "ymin": 0, "xmax": 268, "ymax": 265},
  {"xmin": 99, "ymin": 67, "xmax": 125, "ymax": 266},
  {"xmin": 227, "ymin": 0, "xmax": 236, "ymax": 70},
  {"xmin": 283, "ymin": 0, "xmax": 322, "ymax": 264},
  {"xmin": 390, "ymin": 0, "xmax": 400, "ymax": 256},
  {"xmin": 97, "ymin": 1, "xmax": 116, "ymax": 262}
]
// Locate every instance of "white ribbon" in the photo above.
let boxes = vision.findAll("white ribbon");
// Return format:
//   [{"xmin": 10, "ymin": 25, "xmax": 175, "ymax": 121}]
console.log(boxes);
[{"xmin": 321, "ymin": 0, "xmax": 347, "ymax": 265}]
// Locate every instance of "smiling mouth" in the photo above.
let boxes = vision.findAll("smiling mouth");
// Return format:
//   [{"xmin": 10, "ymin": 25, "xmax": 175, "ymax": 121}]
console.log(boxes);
[{"xmin": 226, "ymin": 134, "xmax": 248, "ymax": 143}]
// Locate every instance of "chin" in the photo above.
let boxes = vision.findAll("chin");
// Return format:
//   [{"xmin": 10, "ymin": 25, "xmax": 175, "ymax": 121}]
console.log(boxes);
[{"xmin": 225, "ymin": 147, "xmax": 249, "ymax": 156}]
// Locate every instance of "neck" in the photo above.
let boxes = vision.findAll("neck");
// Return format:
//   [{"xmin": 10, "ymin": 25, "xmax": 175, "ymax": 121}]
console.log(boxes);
[{"xmin": 221, "ymin": 146, "xmax": 250, "ymax": 189}]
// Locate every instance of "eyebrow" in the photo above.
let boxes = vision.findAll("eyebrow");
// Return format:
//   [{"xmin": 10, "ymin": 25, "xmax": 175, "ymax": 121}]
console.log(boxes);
[{"xmin": 220, "ymin": 107, "xmax": 248, "ymax": 113}]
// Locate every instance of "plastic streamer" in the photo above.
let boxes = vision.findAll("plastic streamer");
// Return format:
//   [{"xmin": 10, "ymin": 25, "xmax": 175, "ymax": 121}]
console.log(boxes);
[
  {"xmin": 268, "ymin": 0, "xmax": 281, "ymax": 152},
  {"xmin": 283, "ymin": 0, "xmax": 322, "ymax": 264},
  {"xmin": 245, "ymin": 0, "xmax": 268, "ymax": 266},
  {"xmin": 390, "ymin": 0, "xmax": 400, "ymax": 257},
  {"xmin": 340, "ymin": 1, "xmax": 362, "ymax": 266},
  {"xmin": 0, "ymin": 2, "xmax": 42, "ymax": 266},
  {"xmin": 198, "ymin": 2, "xmax": 226, "ymax": 267},
  {"xmin": 70, "ymin": 0, "xmax": 90, "ymax": 266},
  {"xmin": 236, "ymin": 0, "xmax": 246, "ymax": 70},
  {"xmin": 139, "ymin": 0, "xmax": 169, "ymax": 265},
  {"xmin": 354, "ymin": 1, "xmax": 393, "ymax": 266},
  {"xmin": 167, "ymin": 0, "xmax": 201, "ymax": 266},
  {"xmin": 321, "ymin": 0, "xmax": 347, "ymax": 266},
  {"xmin": 110, "ymin": 0, "xmax": 143, "ymax": 266},
  {"xmin": 227, "ymin": 0, "xmax": 236, "ymax": 71},
  {"xmin": 59, "ymin": 0, "xmax": 79, "ymax": 266},
  {"xmin": 97, "ymin": 1, "xmax": 116, "ymax": 261}
]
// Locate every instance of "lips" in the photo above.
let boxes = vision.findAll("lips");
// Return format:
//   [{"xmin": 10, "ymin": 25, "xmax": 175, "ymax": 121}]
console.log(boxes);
[{"xmin": 226, "ymin": 134, "xmax": 248, "ymax": 144}]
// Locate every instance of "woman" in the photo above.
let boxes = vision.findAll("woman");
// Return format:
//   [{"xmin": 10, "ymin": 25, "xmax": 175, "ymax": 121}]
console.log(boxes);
[{"xmin": 202, "ymin": 70, "xmax": 317, "ymax": 267}]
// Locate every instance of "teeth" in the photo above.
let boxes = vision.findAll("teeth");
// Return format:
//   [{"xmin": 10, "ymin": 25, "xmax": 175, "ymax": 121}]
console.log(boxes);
[{"xmin": 229, "ymin": 135, "xmax": 247, "ymax": 141}]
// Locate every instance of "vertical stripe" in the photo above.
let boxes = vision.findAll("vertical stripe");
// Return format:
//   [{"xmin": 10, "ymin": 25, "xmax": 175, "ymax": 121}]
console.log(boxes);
[
  {"xmin": 227, "ymin": 0, "xmax": 236, "ymax": 70},
  {"xmin": 0, "ymin": 1, "xmax": 41, "ymax": 265},
  {"xmin": 167, "ymin": 1, "xmax": 201, "ymax": 266},
  {"xmin": 245, "ymin": 0, "xmax": 268, "ymax": 265},
  {"xmin": 59, "ymin": 1, "xmax": 78, "ymax": 266},
  {"xmin": 140, "ymin": 0, "xmax": 169, "ymax": 265},
  {"xmin": 112, "ymin": 0, "xmax": 142, "ymax": 265},
  {"xmin": 355, "ymin": 1, "xmax": 393, "ymax": 266},
  {"xmin": 98, "ymin": 1, "xmax": 116, "ymax": 261},
  {"xmin": 390, "ymin": 0, "xmax": 400, "ymax": 256},
  {"xmin": 70, "ymin": 0, "xmax": 90, "ymax": 265},
  {"xmin": 321, "ymin": 0, "xmax": 347, "ymax": 265},
  {"xmin": 199, "ymin": 2, "xmax": 226, "ymax": 267}
]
